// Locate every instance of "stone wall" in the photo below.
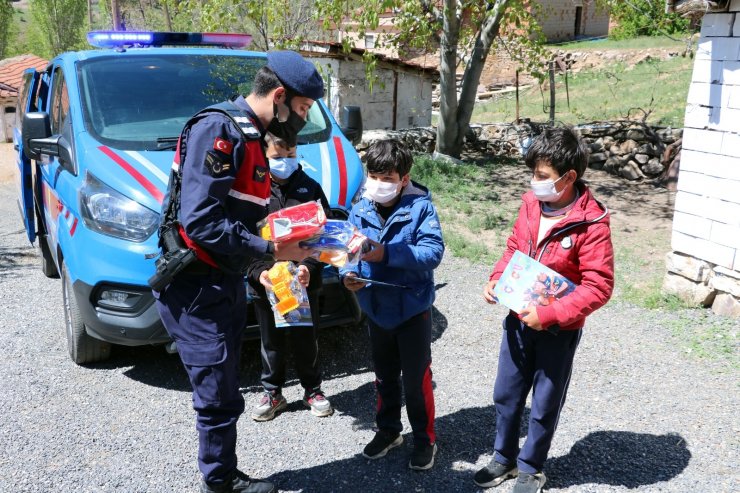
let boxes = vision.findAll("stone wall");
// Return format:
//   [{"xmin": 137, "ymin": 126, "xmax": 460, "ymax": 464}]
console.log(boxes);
[{"xmin": 358, "ymin": 122, "xmax": 682, "ymax": 182}]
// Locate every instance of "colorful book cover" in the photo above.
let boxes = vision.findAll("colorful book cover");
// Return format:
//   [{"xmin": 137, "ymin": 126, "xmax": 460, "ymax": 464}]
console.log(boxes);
[{"xmin": 492, "ymin": 250, "xmax": 576, "ymax": 314}]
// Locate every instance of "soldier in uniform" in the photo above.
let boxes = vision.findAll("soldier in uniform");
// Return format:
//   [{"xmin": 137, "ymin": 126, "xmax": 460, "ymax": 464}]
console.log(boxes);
[{"xmin": 153, "ymin": 51, "xmax": 325, "ymax": 493}]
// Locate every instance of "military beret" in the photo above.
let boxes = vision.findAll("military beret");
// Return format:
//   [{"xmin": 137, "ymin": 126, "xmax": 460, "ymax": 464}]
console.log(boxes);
[{"xmin": 266, "ymin": 50, "xmax": 325, "ymax": 101}]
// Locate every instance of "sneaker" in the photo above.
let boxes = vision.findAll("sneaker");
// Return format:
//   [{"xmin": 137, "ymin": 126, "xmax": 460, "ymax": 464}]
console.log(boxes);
[
  {"xmin": 200, "ymin": 469, "xmax": 276, "ymax": 493},
  {"xmin": 512, "ymin": 471, "xmax": 546, "ymax": 493},
  {"xmin": 302, "ymin": 389, "xmax": 333, "ymax": 417},
  {"xmin": 409, "ymin": 442, "xmax": 438, "ymax": 470},
  {"xmin": 251, "ymin": 391, "xmax": 287, "ymax": 422},
  {"xmin": 473, "ymin": 459, "xmax": 518, "ymax": 488},
  {"xmin": 362, "ymin": 430, "xmax": 403, "ymax": 459}
]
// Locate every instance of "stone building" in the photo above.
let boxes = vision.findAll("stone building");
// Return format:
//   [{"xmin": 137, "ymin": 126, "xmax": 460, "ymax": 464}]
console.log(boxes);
[
  {"xmin": 664, "ymin": 0, "xmax": 740, "ymax": 317},
  {"xmin": 301, "ymin": 42, "xmax": 437, "ymax": 131},
  {"xmin": 535, "ymin": 0, "xmax": 610, "ymax": 42},
  {"xmin": 0, "ymin": 55, "xmax": 48, "ymax": 142}
]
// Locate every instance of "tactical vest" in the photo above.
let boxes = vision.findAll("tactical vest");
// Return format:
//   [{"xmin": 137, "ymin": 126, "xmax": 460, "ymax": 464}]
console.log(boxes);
[{"xmin": 159, "ymin": 100, "xmax": 268, "ymax": 271}]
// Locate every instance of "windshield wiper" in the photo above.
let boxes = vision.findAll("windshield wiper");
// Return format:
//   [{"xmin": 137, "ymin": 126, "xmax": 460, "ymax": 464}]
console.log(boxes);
[{"xmin": 155, "ymin": 137, "xmax": 179, "ymax": 150}]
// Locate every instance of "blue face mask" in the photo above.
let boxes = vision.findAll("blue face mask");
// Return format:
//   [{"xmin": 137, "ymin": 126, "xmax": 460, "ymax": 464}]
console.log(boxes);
[{"xmin": 268, "ymin": 157, "xmax": 299, "ymax": 180}]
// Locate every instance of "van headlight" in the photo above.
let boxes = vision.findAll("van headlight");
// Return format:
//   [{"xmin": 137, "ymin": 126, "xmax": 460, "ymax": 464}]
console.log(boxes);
[{"xmin": 79, "ymin": 172, "xmax": 159, "ymax": 242}]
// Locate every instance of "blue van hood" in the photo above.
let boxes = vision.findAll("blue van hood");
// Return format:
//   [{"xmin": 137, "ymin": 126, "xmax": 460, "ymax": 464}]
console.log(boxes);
[{"xmin": 79, "ymin": 131, "xmax": 362, "ymax": 214}]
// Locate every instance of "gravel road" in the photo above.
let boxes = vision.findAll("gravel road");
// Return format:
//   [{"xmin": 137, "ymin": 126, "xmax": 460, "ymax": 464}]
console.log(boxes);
[{"xmin": 0, "ymin": 180, "xmax": 738, "ymax": 493}]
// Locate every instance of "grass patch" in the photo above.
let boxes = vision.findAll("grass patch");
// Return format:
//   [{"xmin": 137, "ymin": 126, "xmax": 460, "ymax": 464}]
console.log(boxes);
[
  {"xmin": 412, "ymin": 154, "xmax": 522, "ymax": 265},
  {"xmin": 662, "ymin": 312, "xmax": 739, "ymax": 368},
  {"xmin": 550, "ymin": 35, "xmax": 690, "ymax": 51},
  {"xmin": 472, "ymin": 55, "xmax": 692, "ymax": 127}
]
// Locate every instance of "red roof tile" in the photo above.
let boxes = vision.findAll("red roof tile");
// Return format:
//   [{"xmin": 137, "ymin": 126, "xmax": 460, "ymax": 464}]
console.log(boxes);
[{"xmin": 0, "ymin": 55, "xmax": 49, "ymax": 98}]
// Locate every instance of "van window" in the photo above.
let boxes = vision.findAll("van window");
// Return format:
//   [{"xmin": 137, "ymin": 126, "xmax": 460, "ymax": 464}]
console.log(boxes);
[
  {"xmin": 77, "ymin": 54, "xmax": 331, "ymax": 151},
  {"xmin": 49, "ymin": 67, "xmax": 70, "ymax": 134},
  {"xmin": 16, "ymin": 73, "xmax": 32, "ymax": 125}
]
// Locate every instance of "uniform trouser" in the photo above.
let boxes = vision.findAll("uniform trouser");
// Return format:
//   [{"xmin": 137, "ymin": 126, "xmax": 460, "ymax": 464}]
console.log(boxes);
[
  {"xmin": 493, "ymin": 313, "xmax": 582, "ymax": 474},
  {"xmin": 253, "ymin": 289, "xmax": 322, "ymax": 393},
  {"xmin": 368, "ymin": 309, "xmax": 435, "ymax": 446},
  {"xmin": 154, "ymin": 269, "xmax": 246, "ymax": 484}
]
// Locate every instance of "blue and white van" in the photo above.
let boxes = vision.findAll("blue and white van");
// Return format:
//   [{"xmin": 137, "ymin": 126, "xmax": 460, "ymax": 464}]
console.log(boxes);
[{"xmin": 14, "ymin": 32, "xmax": 364, "ymax": 364}]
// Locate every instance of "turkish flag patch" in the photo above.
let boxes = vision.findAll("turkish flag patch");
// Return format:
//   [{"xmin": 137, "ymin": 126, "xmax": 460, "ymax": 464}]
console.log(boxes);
[{"xmin": 213, "ymin": 137, "xmax": 234, "ymax": 154}]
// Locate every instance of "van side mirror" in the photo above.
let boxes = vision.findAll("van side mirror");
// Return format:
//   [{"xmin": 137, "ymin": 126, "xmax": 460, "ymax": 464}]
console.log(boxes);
[
  {"xmin": 23, "ymin": 112, "xmax": 58, "ymax": 161},
  {"xmin": 341, "ymin": 106, "xmax": 363, "ymax": 146}
]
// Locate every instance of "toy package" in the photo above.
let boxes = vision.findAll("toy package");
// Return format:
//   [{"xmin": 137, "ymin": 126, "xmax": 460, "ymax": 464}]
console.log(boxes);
[
  {"xmin": 301, "ymin": 220, "xmax": 367, "ymax": 268},
  {"xmin": 266, "ymin": 262, "xmax": 310, "ymax": 320},
  {"xmin": 492, "ymin": 250, "xmax": 575, "ymax": 314},
  {"xmin": 259, "ymin": 200, "xmax": 327, "ymax": 243}
]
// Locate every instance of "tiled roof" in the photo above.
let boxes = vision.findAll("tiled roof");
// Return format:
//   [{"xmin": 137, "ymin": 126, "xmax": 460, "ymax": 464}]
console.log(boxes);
[{"xmin": 0, "ymin": 55, "xmax": 49, "ymax": 98}]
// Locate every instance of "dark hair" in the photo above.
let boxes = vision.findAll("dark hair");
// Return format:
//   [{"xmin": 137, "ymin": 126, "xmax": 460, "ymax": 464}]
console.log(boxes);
[
  {"xmin": 251, "ymin": 66, "xmax": 286, "ymax": 98},
  {"xmin": 365, "ymin": 139, "xmax": 413, "ymax": 177},
  {"xmin": 524, "ymin": 126, "xmax": 589, "ymax": 179}
]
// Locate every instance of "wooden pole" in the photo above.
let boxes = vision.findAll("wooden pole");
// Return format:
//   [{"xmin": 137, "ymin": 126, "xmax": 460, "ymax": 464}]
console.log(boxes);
[
  {"xmin": 515, "ymin": 70, "xmax": 520, "ymax": 124},
  {"xmin": 549, "ymin": 60, "xmax": 555, "ymax": 125}
]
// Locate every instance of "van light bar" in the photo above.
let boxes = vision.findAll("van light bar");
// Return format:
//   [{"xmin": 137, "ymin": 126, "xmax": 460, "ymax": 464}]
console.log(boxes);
[{"xmin": 87, "ymin": 31, "xmax": 252, "ymax": 49}]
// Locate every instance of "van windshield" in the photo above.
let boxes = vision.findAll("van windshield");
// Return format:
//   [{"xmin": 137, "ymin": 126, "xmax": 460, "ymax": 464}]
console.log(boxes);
[{"xmin": 77, "ymin": 54, "xmax": 331, "ymax": 151}]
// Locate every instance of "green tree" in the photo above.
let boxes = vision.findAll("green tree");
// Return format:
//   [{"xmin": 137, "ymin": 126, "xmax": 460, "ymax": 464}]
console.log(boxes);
[
  {"xmin": 316, "ymin": 0, "xmax": 546, "ymax": 158},
  {"xmin": 29, "ymin": 0, "xmax": 87, "ymax": 57},
  {"xmin": 0, "ymin": 0, "xmax": 13, "ymax": 58},
  {"xmin": 608, "ymin": 0, "xmax": 690, "ymax": 39}
]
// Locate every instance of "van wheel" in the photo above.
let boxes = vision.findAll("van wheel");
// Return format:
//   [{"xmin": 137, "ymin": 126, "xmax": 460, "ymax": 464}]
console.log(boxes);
[
  {"xmin": 38, "ymin": 235, "xmax": 59, "ymax": 278},
  {"xmin": 62, "ymin": 262, "xmax": 111, "ymax": 364}
]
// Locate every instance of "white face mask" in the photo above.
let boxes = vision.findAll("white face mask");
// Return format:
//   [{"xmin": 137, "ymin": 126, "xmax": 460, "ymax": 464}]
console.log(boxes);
[
  {"xmin": 363, "ymin": 177, "xmax": 401, "ymax": 204},
  {"xmin": 530, "ymin": 174, "xmax": 566, "ymax": 202},
  {"xmin": 268, "ymin": 157, "xmax": 299, "ymax": 180}
]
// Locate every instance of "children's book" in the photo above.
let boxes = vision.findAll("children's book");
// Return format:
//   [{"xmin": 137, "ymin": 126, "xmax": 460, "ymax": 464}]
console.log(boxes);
[{"xmin": 492, "ymin": 250, "xmax": 575, "ymax": 313}]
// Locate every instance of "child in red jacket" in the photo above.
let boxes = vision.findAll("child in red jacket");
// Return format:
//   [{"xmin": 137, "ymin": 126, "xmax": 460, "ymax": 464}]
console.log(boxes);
[{"xmin": 475, "ymin": 127, "xmax": 614, "ymax": 493}]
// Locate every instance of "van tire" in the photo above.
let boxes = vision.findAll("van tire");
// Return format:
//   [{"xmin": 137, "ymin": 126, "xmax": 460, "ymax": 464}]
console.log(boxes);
[
  {"xmin": 39, "ymin": 235, "xmax": 59, "ymax": 278},
  {"xmin": 62, "ymin": 262, "xmax": 111, "ymax": 364}
]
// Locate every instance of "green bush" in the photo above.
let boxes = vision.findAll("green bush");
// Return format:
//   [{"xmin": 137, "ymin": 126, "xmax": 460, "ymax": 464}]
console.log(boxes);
[{"xmin": 609, "ymin": 0, "xmax": 690, "ymax": 39}]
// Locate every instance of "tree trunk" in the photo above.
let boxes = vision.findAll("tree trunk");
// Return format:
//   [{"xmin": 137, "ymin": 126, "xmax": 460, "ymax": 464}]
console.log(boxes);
[
  {"xmin": 436, "ymin": 0, "xmax": 511, "ymax": 158},
  {"xmin": 436, "ymin": 0, "xmax": 461, "ymax": 157},
  {"xmin": 162, "ymin": 0, "xmax": 173, "ymax": 31}
]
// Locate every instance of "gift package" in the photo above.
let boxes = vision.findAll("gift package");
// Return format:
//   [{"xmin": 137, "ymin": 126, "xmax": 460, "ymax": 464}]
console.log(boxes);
[{"xmin": 259, "ymin": 202, "xmax": 368, "ymax": 268}]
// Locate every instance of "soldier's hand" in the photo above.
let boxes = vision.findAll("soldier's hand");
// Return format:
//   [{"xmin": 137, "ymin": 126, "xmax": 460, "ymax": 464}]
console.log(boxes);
[{"xmin": 274, "ymin": 240, "xmax": 314, "ymax": 262}]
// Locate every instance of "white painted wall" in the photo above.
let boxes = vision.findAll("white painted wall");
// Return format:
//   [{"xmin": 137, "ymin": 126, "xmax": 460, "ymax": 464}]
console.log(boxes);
[
  {"xmin": 311, "ymin": 57, "xmax": 433, "ymax": 131},
  {"xmin": 673, "ymin": 6, "xmax": 740, "ymax": 272}
]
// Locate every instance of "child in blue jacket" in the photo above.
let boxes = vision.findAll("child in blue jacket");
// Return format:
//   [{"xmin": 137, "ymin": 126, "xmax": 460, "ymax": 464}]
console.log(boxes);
[{"xmin": 341, "ymin": 139, "xmax": 445, "ymax": 471}]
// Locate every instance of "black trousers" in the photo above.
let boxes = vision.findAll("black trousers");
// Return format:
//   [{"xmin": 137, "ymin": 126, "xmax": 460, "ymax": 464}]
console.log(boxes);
[
  {"xmin": 369, "ymin": 309, "xmax": 436, "ymax": 446},
  {"xmin": 253, "ymin": 288, "xmax": 322, "ymax": 393},
  {"xmin": 154, "ymin": 269, "xmax": 245, "ymax": 484}
]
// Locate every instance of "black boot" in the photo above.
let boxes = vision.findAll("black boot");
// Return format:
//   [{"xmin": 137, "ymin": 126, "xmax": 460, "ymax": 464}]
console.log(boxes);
[{"xmin": 200, "ymin": 469, "xmax": 277, "ymax": 493}]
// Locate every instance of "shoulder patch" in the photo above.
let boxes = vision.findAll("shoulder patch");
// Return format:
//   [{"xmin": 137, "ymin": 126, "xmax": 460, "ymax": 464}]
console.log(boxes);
[
  {"xmin": 233, "ymin": 116, "xmax": 261, "ymax": 139},
  {"xmin": 214, "ymin": 137, "xmax": 233, "ymax": 154},
  {"xmin": 205, "ymin": 150, "xmax": 232, "ymax": 177},
  {"xmin": 253, "ymin": 165, "xmax": 269, "ymax": 183}
]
